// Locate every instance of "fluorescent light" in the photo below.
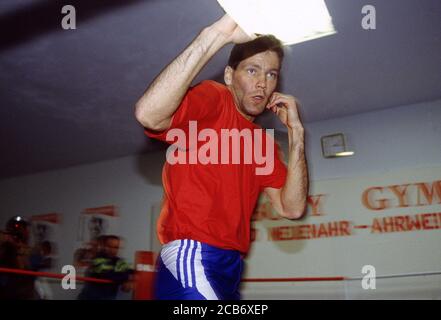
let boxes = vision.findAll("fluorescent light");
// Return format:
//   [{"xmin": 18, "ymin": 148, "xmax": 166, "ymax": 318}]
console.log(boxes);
[
  {"xmin": 217, "ymin": 0, "xmax": 336, "ymax": 45},
  {"xmin": 335, "ymin": 151, "xmax": 355, "ymax": 157}
]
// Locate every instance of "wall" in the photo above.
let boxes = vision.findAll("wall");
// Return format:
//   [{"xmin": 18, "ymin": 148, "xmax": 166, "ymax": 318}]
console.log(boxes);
[
  {"xmin": 243, "ymin": 165, "xmax": 441, "ymax": 299},
  {"xmin": 244, "ymin": 98, "xmax": 441, "ymax": 299},
  {"xmin": 305, "ymin": 99, "xmax": 441, "ymax": 180},
  {"xmin": 0, "ymin": 99, "xmax": 440, "ymax": 299},
  {"xmin": 0, "ymin": 151, "xmax": 165, "ymax": 299}
]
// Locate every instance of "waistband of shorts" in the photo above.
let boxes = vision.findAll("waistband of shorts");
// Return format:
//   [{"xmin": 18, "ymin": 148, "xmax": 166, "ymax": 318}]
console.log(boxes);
[{"xmin": 162, "ymin": 239, "xmax": 240, "ymax": 254}]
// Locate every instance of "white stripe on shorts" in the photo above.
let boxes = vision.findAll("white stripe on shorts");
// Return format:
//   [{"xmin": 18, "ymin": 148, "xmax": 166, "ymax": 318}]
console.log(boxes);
[
  {"xmin": 160, "ymin": 239, "xmax": 219, "ymax": 300},
  {"xmin": 178, "ymin": 239, "xmax": 187, "ymax": 287},
  {"xmin": 193, "ymin": 241, "xmax": 218, "ymax": 300}
]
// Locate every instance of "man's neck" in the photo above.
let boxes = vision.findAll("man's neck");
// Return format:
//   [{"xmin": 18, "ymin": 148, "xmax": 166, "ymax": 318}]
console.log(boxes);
[{"xmin": 226, "ymin": 86, "xmax": 256, "ymax": 122}]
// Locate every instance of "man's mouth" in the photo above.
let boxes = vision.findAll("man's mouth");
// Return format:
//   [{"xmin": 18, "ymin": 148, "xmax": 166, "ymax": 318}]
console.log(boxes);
[{"xmin": 251, "ymin": 94, "xmax": 265, "ymax": 103}]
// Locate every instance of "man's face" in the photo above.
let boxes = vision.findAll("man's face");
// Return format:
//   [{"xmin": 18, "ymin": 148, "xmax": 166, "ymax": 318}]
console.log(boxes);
[
  {"xmin": 105, "ymin": 238, "xmax": 120, "ymax": 257},
  {"xmin": 225, "ymin": 50, "xmax": 280, "ymax": 121}
]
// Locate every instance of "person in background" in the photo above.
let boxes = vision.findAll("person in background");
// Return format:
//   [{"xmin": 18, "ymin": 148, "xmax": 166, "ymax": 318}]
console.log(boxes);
[
  {"xmin": 0, "ymin": 216, "xmax": 39, "ymax": 299},
  {"xmin": 73, "ymin": 235, "xmax": 105, "ymax": 272},
  {"xmin": 77, "ymin": 235, "xmax": 133, "ymax": 300},
  {"xmin": 31, "ymin": 240, "xmax": 55, "ymax": 299}
]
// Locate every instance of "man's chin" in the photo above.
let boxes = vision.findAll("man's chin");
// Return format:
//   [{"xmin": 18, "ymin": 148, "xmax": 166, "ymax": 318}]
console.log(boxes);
[{"xmin": 246, "ymin": 105, "xmax": 266, "ymax": 116}]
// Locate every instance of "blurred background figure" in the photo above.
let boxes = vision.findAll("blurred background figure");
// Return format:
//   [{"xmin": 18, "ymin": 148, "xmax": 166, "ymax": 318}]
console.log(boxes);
[
  {"xmin": 73, "ymin": 235, "xmax": 105, "ymax": 273},
  {"xmin": 77, "ymin": 235, "xmax": 133, "ymax": 300},
  {"xmin": 0, "ymin": 216, "xmax": 39, "ymax": 299},
  {"xmin": 31, "ymin": 240, "xmax": 55, "ymax": 299}
]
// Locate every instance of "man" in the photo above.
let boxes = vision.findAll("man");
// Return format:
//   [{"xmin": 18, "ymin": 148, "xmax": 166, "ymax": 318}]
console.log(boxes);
[
  {"xmin": 0, "ymin": 216, "xmax": 39, "ymax": 299},
  {"xmin": 77, "ymin": 235, "xmax": 132, "ymax": 300},
  {"xmin": 135, "ymin": 14, "xmax": 308, "ymax": 300}
]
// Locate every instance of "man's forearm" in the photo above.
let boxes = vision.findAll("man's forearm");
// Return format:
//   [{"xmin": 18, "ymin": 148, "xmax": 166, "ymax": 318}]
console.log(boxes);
[
  {"xmin": 135, "ymin": 26, "xmax": 228, "ymax": 130},
  {"xmin": 281, "ymin": 128, "xmax": 308, "ymax": 218}
]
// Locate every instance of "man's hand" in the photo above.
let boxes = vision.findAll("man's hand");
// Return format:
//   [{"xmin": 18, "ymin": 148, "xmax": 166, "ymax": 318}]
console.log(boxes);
[
  {"xmin": 266, "ymin": 93, "xmax": 303, "ymax": 132},
  {"xmin": 210, "ymin": 14, "xmax": 256, "ymax": 44}
]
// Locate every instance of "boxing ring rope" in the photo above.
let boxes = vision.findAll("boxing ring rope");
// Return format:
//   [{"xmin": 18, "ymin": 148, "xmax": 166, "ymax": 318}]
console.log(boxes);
[
  {"xmin": 242, "ymin": 276, "xmax": 345, "ymax": 282},
  {"xmin": 243, "ymin": 271, "xmax": 441, "ymax": 283},
  {"xmin": 1, "ymin": 267, "xmax": 440, "ymax": 284},
  {"xmin": 0, "ymin": 267, "xmax": 112, "ymax": 284}
]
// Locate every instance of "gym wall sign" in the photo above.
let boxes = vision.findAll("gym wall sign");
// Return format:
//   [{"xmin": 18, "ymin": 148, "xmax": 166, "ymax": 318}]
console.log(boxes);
[{"xmin": 251, "ymin": 169, "xmax": 441, "ymax": 242}]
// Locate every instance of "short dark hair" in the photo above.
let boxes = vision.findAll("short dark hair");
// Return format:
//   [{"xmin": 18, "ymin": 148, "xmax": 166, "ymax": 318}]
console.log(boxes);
[{"xmin": 228, "ymin": 35, "xmax": 284, "ymax": 70}]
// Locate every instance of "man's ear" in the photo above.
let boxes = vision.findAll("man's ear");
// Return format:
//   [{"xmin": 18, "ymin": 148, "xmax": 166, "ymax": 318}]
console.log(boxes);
[{"xmin": 224, "ymin": 66, "xmax": 233, "ymax": 86}]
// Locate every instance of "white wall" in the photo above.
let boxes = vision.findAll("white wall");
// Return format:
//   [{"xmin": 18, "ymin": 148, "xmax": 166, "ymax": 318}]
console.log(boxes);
[
  {"xmin": 0, "ymin": 151, "xmax": 165, "ymax": 299},
  {"xmin": 0, "ymin": 99, "xmax": 440, "ymax": 299},
  {"xmin": 304, "ymin": 99, "xmax": 441, "ymax": 180},
  {"xmin": 243, "ymin": 165, "xmax": 441, "ymax": 299}
]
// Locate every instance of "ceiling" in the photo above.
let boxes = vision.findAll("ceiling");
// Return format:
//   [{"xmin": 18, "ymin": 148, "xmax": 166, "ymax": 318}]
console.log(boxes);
[{"xmin": 0, "ymin": 0, "xmax": 440, "ymax": 180}]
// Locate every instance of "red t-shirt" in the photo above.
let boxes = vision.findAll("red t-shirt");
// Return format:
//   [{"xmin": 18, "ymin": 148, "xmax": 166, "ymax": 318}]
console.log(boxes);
[{"xmin": 145, "ymin": 80, "xmax": 287, "ymax": 254}]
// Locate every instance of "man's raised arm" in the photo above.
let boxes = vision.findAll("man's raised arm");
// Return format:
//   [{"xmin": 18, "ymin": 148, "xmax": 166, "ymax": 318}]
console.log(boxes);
[{"xmin": 134, "ymin": 15, "xmax": 253, "ymax": 131}]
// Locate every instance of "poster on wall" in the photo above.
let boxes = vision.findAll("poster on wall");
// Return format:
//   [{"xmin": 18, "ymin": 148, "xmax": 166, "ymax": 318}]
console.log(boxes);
[
  {"xmin": 77, "ymin": 205, "xmax": 119, "ymax": 242},
  {"xmin": 73, "ymin": 205, "xmax": 119, "ymax": 274},
  {"xmin": 30, "ymin": 212, "xmax": 61, "ymax": 266}
]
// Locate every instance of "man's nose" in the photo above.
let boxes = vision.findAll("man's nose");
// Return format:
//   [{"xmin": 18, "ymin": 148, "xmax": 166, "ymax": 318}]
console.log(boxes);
[{"xmin": 256, "ymin": 75, "xmax": 267, "ymax": 89}]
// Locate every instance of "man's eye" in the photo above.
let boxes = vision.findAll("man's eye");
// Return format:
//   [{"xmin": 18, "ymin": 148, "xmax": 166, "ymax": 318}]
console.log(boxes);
[
  {"xmin": 267, "ymin": 72, "xmax": 278, "ymax": 79},
  {"xmin": 247, "ymin": 69, "xmax": 256, "ymax": 75}
]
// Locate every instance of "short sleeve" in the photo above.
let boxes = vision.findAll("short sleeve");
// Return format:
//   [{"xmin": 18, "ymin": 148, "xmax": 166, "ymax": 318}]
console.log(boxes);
[{"xmin": 144, "ymin": 80, "xmax": 222, "ymax": 143}]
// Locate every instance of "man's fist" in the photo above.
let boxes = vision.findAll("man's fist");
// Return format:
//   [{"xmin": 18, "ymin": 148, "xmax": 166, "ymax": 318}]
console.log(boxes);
[
  {"xmin": 211, "ymin": 14, "xmax": 256, "ymax": 44},
  {"xmin": 266, "ymin": 93, "xmax": 303, "ymax": 131}
]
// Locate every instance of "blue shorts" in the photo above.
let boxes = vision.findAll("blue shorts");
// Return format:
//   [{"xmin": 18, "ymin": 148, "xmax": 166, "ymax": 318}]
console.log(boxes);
[{"xmin": 154, "ymin": 239, "xmax": 243, "ymax": 300}]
